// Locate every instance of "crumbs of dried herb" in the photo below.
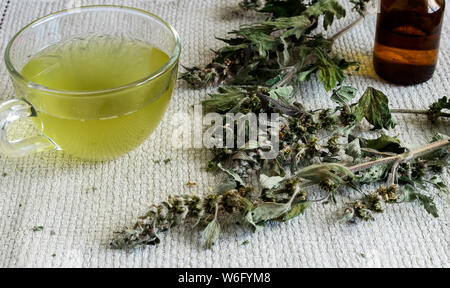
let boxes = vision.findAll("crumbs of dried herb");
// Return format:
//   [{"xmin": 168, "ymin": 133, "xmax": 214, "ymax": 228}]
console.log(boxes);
[
  {"xmin": 111, "ymin": 0, "xmax": 449, "ymax": 250},
  {"xmin": 153, "ymin": 158, "xmax": 172, "ymax": 164},
  {"xmin": 186, "ymin": 181, "xmax": 197, "ymax": 187},
  {"xmin": 32, "ymin": 226, "xmax": 44, "ymax": 232},
  {"xmin": 86, "ymin": 187, "xmax": 97, "ymax": 193}
]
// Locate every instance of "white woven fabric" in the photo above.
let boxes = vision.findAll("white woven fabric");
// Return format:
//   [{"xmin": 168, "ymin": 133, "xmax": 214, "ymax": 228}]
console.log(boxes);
[{"xmin": 0, "ymin": 0, "xmax": 449, "ymax": 268}]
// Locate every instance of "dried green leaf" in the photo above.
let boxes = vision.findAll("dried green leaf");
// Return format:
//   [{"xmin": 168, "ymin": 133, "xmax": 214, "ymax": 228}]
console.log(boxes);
[
  {"xmin": 204, "ymin": 219, "xmax": 221, "ymax": 248},
  {"xmin": 214, "ymin": 179, "xmax": 238, "ymax": 195},
  {"xmin": 345, "ymin": 138, "xmax": 362, "ymax": 160},
  {"xmin": 258, "ymin": 0, "xmax": 307, "ymax": 18},
  {"xmin": 432, "ymin": 133, "xmax": 450, "ymax": 142},
  {"xmin": 399, "ymin": 185, "xmax": 439, "ymax": 218},
  {"xmin": 428, "ymin": 96, "xmax": 450, "ymax": 123},
  {"xmin": 317, "ymin": 60, "xmax": 346, "ymax": 92},
  {"xmin": 260, "ymin": 174, "xmax": 284, "ymax": 190},
  {"xmin": 356, "ymin": 87, "xmax": 397, "ymax": 129},
  {"xmin": 299, "ymin": 48, "xmax": 348, "ymax": 91},
  {"xmin": 282, "ymin": 201, "xmax": 310, "ymax": 221},
  {"xmin": 252, "ymin": 202, "xmax": 291, "ymax": 224},
  {"xmin": 233, "ymin": 29, "xmax": 278, "ymax": 59},
  {"xmin": 427, "ymin": 178, "xmax": 449, "ymax": 195},
  {"xmin": 301, "ymin": 0, "xmax": 346, "ymax": 30},
  {"xmin": 244, "ymin": 211, "xmax": 264, "ymax": 232},
  {"xmin": 297, "ymin": 66, "xmax": 318, "ymax": 82},
  {"xmin": 358, "ymin": 133, "xmax": 406, "ymax": 154},
  {"xmin": 297, "ymin": 163, "xmax": 355, "ymax": 184},
  {"xmin": 416, "ymin": 193, "xmax": 439, "ymax": 218},
  {"xmin": 203, "ymin": 87, "xmax": 248, "ymax": 113},
  {"xmin": 217, "ymin": 43, "xmax": 249, "ymax": 53},
  {"xmin": 218, "ymin": 163, "xmax": 245, "ymax": 186},
  {"xmin": 354, "ymin": 164, "xmax": 389, "ymax": 184},
  {"xmin": 331, "ymin": 86, "xmax": 358, "ymax": 107},
  {"xmin": 268, "ymin": 86, "xmax": 294, "ymax": 102},
  {"xmin": 399, "ymin": 185, "xmax": 418, "ymax": 202},
  {"xmin": 261, "ymin": 158, "xmax": 286, "ymax": 177},
  {"xmin": 421, "ymin": 133, "xmax": 450, "ymax": 162}
]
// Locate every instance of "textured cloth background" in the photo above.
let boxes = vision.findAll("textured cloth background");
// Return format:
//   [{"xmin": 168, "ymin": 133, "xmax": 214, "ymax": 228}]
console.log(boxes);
[{"xmin": 0, "ymin": 0, "xmax": 449, "ymax": 268}]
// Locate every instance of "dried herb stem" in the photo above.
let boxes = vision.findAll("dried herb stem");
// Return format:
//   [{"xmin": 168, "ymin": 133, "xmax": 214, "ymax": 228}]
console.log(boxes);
[
  {"xmin": 329, "ymin": 15, "xmax": 365, "ymax": 43},
  {"xmin": 329, "ymin": 2, "xmax": 377, "ymax": 43},
  {"xmin": 360, "ymin": 148, "xmax": 397, "ymax": 157},
  {"xmin": 295, "ymin": 139, "xmax": 449, "ymax": 193},
  {"xmin": 391, "ymin": 109, "xmax": 450, "ymax": 118},
  {"xmin": 348, "ymin": 139, "xmax": 449, "ymax": 173},
  {"xmin": 273, "ymin": 66, "xmax": 298, "ymax": 88}
]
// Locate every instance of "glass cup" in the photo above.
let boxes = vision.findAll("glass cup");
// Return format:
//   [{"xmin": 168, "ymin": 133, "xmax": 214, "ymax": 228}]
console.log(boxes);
[{"xmin": 0, "ymin": 5, "xmax": 180, "ymax": 160}]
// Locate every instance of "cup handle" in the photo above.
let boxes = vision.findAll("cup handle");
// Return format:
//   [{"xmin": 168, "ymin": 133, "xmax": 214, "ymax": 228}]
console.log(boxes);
[{"xmin": 0, "ymin": 99, "xmax": 57, "ymax": 157}]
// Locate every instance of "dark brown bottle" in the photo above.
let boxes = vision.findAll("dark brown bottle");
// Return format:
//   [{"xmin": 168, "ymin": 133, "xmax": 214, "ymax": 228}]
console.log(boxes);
[{"xmin": 373, "ymin": 0, "xmax": 445, "ymax": 85}]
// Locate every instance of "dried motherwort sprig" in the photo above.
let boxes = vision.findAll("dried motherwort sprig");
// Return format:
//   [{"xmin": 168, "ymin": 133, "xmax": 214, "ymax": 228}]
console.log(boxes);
[
  {"xmin": 111, "ymin": 0, "xmax": 449, "ymax": 250},
  {"xmin": 112, "ymin": 135, "xmax": 449, "ymax": 249},
  {"xmin": 390, "ymin": 96, "xmax": 450, "ymax": 123},
  {"xmin": 112, "ymin": 85, "xmax": 449, "ymax": 249},
  {"xmin": 181, "ymin": 0, "xmax": 366, "ymax": 91},
  {"xmin": 112, "ymin": 191, "xmax": 249, "ymax": 249}
]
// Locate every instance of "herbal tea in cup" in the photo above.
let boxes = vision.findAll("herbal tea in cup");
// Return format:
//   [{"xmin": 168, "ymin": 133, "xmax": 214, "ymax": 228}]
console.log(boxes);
[
  {"xmin": 0, "ymin": 6, "xmax": 180, "ymax": 160},
  {"xmin": 21, "ymin": 37, "xmax": 175, "ymax": 160}
]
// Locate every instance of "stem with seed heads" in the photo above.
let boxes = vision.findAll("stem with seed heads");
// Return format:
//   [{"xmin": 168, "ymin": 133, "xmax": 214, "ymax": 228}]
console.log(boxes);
[
  {"xmin": 347, "ymin": 139, "xmax": 449, "ymax": 173},
  {"xmin": 391, "ymin": 109, "xmax": 450, "ymax": 118}
]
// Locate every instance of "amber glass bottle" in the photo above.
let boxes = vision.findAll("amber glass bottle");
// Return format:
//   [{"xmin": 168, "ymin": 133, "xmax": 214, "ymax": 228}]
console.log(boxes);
[{"xmin": 373, "ymin": 0, "xmax": 445, "ymax": 85}]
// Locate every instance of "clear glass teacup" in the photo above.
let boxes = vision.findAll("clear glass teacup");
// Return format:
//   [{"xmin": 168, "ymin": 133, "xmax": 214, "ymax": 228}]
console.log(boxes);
[{"xmin": 0, "ymin": 6, "xmax": 180, "ymax": 160}]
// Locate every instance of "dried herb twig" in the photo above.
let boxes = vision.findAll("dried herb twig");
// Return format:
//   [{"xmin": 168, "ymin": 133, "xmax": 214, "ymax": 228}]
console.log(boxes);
[
  {"xmin": 181, "ymin": 0, "xmax": 364, "ymax": 91},
  {"xmin": 111, "ymin": 136, "xmax": 448, "ymax": 249},
  {"xmin": 111, "ymin": 85, "xmax": 449, "ymax": 249},
  {"xmin": 391, "ymin": 96, "xmax": 450, "ymax": 123}
]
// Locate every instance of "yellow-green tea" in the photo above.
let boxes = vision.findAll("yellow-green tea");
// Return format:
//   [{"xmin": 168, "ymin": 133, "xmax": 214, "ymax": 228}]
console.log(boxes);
[{"xmin": 20, "ymin": 37, "xmax": 175, "ymax": 160}]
